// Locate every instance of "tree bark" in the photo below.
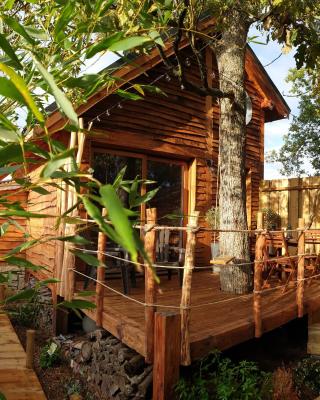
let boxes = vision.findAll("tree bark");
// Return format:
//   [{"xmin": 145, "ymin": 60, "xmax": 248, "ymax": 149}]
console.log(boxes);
[{"xmin": 215, "ymin": 10, "xmax": 250, "ymax": 260}]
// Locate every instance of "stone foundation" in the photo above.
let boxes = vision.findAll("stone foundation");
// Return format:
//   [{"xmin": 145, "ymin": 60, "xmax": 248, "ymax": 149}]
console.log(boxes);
[
  {"xmin": 57, "ymin": 329, "xmax": 153, "ymax": 400},
  {"xmin": 0, "ymin": 264, "xmax": 25, "ymax": 291}
]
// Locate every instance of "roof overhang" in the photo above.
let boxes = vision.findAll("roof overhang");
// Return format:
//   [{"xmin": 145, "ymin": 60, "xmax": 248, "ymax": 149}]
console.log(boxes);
[{"xmin": 35, "ymin": 18, "xmax": 290, "ymax": 135}]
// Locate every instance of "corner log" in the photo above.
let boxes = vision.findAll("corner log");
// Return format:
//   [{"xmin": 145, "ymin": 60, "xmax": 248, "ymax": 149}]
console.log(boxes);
[
  {"xmin": 144, "ymin": 208, "xmax": 157, "ymax": 363},
  {"xmin": 297, "ymin": 217, "xmax": 305, "ymax": 318},
  {"xmin": 96, "ymin": 208, "xmax": 107, "ymax": 327},
  {"xmin": 180, "ymin": 211, "xmax": 200, "ymax": 366},
  {"xmin": 153, "ymin": 311, "xmax": 181, "ymax": 400}
]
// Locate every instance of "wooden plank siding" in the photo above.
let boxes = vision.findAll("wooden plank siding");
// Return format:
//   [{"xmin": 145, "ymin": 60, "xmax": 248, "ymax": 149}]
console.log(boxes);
[
  {"xmin": 25, "ymin": 167, "xmax": 59, "ymax": 280},
  {"xmin": 83, "ymin": 47, "xmax": 264, "ymax": 265},
  {"xmin": 0, "ymin": 188, "xmax": 27, "ymax": 262}
]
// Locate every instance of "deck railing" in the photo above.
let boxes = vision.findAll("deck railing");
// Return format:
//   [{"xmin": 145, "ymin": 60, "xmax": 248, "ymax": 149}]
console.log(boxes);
[{"xmin": 67, "ymin": 209, "xmax": 320, "ymax": 366}]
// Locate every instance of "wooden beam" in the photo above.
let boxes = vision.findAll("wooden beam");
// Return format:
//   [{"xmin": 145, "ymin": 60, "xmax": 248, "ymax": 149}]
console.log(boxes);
[
  {"xmin": 144, "ymin": 208, "xmax": 157, "ymax": 363},
  {"xmin": 180, "ymin": 211, "xmax": 199, "ymax": 366},
  {"xmin": 153, "ymin": 312, "xmax": 181, "ymax": 400},
  {"xmin": 96, "ymin": 208, "xmax": 107, "ymax": 327},
  {"xmin": 297, "ymin": 217, "xmax": 305, "ymax": 318}
]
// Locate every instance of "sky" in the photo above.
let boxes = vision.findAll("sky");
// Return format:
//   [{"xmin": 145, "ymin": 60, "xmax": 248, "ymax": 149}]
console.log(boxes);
[{"xmin": 249, "ymin": 29, "xmax": 300, "ymax": 180}]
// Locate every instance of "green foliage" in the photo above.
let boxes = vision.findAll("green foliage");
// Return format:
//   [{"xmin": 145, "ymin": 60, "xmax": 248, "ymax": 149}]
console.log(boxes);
[
  {"xmin": 176, "ymin": 351, "xmax": 272, "ymax": 400},
  {"xmin": 293, "ymin": 357, "xmax": 320, "ymax": 397},
  {"xmin": 268, "ymin": 68, "xmax": 320, "ymax": 176},
  {"xmin": 39, "ymin": 342, "xmax": 60, "ymax": 369}
]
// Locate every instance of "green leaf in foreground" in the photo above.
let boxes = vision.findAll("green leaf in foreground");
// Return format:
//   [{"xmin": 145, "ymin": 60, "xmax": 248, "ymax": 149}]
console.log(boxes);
[
  {"xmin": 40, "ymin": 148, "xmax": 74, "ymax": 178},
  {"xmin": 5, "ymin": 256, "xmax": 45, "ymax": 271},
  {"xmin": 100, "ymin": 184, "xmax": 137, "ymax": 262},
  {"xmin": 59, "ymin": 299, "xmax": 96, "ymax": 310},
  {"xmin": 108, "ymin": 36, "xmax": 152, "ymax": 52},
  {"xmin": 32, "ymin": 57, "xmax": 78, "ymax": 127},
  {"xmin": 0, "ymin": 33, "xmax": 23, "ymax": 69},
  {"xmin": 72, "ymin": 249, "xmax": 103, "ymax": 267},
  {"xmin": 0, "ymin": 63, "xmax": 44, "ymax": 122},
  {"xmin": 4, "ymin": 288, "xmax": 36, "ymax": 304}
]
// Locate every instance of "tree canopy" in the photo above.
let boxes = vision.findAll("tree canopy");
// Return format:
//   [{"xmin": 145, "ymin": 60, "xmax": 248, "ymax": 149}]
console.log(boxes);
[{"xmin": 268, "ymin": 67, "xmax": 320, "ymax": 176}]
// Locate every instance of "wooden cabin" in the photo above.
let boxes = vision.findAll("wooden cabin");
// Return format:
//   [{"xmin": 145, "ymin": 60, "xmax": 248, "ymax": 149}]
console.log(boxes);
[{"xmin": 10, "ymin": 25, "xmax": 320, "ymax": 398}]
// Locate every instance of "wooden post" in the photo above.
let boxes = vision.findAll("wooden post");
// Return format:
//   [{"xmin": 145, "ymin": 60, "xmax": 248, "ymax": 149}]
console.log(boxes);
[
  {"xmin": 254, "ymin": 212, "xmax": 265, "ymax": 338},
  {"xmin": 180, "ymin": 211, "xmax": 199, "ymax": 366},
  {"xmin": 0, "ymin": 284, "xmax": 5, "ymax": 302},
  {"xmin": 144, "ymin": 208, "xmax": 157, "ymax": 363},
  {"xmin": 96, "ymin": 208, "xmax": 107, "ymax": 327},
  {"xmin": 26, "ymin": 329, "xmax": 35, "ymax": 369},
  {"xmin": 297, "ymin": 217, "xmax": 305, "ymax": 317},
  {"xmin": 153, "ymin": 312, "xmax": 181, "ymax": 400}
]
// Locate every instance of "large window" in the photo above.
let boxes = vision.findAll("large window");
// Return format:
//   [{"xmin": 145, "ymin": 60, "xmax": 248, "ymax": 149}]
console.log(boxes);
[{"xmin": 93, "ymin": 149, "xmax": 187, "ymax": 225}]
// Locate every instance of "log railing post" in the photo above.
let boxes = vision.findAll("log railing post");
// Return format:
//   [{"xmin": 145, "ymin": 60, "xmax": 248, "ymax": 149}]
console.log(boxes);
[
  {"xmin": 96, "ymin": 208, "xmax": 107, "ymax": 327},
  {"xmin": 144, "ymin": 208, "xmax": 157, "ymax": 363},
  {"xmin": 254, "ymin": 211, "xmax": 265, "ymax": 338},
  {"xmin": 297, "ymin": 217, "xmax": 305, "ymax": 318},
  {"xmin": 180, "ymin": 211, "xmax": 199, "ymax": 366},
  {"xmin": 153, "ymin": 311, "xmax": 181, "ymax": 400},
  {"xmin": 26, "ymin": 329, "xmax": 36, "ymax": 369}
]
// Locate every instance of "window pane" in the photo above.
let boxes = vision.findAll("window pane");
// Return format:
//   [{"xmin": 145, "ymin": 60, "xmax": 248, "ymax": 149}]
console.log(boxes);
[{"xmin": 147, "ymin": 160, "xmax": 183, "ymax": 226}]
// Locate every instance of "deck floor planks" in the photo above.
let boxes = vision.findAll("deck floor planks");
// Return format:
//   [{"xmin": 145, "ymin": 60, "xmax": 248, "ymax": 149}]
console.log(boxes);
[
  {"xmin": 0, "ymin": 313, "xmax": 46, "ymax": 400},
  {"xmin": 78, "ymin": 270, "xmax": 320, "ymax": 361}
]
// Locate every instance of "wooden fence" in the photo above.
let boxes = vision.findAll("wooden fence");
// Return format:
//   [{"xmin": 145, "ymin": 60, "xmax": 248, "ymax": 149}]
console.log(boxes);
[{"xmin": 260, "ymin": 177, "xmax": 320, "ymax": 253}]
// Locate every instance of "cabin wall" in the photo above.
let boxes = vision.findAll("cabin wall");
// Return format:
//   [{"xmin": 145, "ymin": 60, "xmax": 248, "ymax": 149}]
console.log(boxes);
[
  {"xmin": 0, "ymin": 187, "xmax": 27, "ymax": 262},
  {"xmin": 25, "ymin": 167, "xmax": 58, "ymax": 280},
  {"xmin": 82, "ymin": 47, "xmax": 264, "ymax": 265}
]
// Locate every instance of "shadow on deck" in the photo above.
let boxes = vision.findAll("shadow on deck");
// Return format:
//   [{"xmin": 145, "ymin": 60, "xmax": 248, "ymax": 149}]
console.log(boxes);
[{"xmin": 78, "ymin": 270, "xmax": 320, "ymax": 362}]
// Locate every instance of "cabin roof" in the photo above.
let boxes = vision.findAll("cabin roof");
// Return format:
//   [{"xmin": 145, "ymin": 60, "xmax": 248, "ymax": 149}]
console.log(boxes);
[{"xmin": 42, "ymin": 20, "xmax": 290, "ymax": 133}]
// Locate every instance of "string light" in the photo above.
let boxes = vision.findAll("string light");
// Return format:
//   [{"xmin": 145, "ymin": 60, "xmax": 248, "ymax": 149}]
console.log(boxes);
[{"xmin": 87, "ymin": 41, "xmax": 265, "ymax": 128}]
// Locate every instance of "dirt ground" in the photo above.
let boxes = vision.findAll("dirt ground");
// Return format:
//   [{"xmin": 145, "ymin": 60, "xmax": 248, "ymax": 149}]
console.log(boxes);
[{"xmin": 13, "ymin": 323, "xmax": 97, "ymax": 400}]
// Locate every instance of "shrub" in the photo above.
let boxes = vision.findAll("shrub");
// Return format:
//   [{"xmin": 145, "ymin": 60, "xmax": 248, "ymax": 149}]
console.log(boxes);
[
  {"xmin": 39, "ymin": 342, "xmax": 60, "ymax": 368},
  {"xmin": 293, "ymin": 357, "xmax": 320, "ymax": 398},
  {"xmin": 176, "ymin": 351, "xmax": 272, "ymax": 400}
]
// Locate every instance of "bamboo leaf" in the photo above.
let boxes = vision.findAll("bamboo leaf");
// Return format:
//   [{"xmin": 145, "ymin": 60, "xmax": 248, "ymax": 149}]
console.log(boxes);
[
  {"xmin": 60, "ymin": 299, "xmax": 96, "ymax": 310},
  {"xmin": 5, "ymin": 256, "xmax": 44, "ymax": 271},
  {"xmin": 0, "ymin": 33, "xmax": 23, "ymax": 69},
  {"xmin": 2, "ymin": 16, "xmax": 36, "ymax": 45},
  {"xmin": 4, "ymin": 288, "xmax": 36, "ymax": 303},
  {"xmin": 100, "ymin": 184, "xmax": 137, "ymax": 261},
  {"xmin": 108, "ymin": 36, "xmax": 152, "ymax": 52},
  {"xmin": 0, "ymin": 63, "xmax": 44, "ymax": 122},
  {"xmin": 86, "ymin": 32, "xmax": 123, "ymax": 59},
  {"xmin": 32, "ymin": 57, "xmax": 78, "ymax": 127},
  {"xmin": 72, "ymin": 249, "xmax": 103, "ymax": 267},
  {"xmin": 40, "ymin": 148, "xmax": 74, "ymax": 178}
]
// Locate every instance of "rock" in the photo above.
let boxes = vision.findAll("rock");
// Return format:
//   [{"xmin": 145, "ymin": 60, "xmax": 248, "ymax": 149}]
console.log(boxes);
[
  {"xmin": 80, "ymin": 342, "xmax": 92, "ymax": 362},
  {"xmin": 82, "ymin": 316, "xmax": 97, "ymax": 333},
  {"xmin": 124, "ymin": 355, "xmax": 145, "ymax": 377}
]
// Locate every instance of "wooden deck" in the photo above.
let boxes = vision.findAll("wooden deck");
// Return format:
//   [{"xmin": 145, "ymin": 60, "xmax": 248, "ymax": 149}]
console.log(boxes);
[
  {"xmin": 0, "ymin": 313, "xmax": 46, "ymax": 400},
  {"xmin": 81, "ymin": 270, "xmax": 320, "ymax": 362}
]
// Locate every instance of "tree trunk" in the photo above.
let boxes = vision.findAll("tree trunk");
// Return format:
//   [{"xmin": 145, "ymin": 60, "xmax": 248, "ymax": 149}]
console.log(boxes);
[{"xmin": 215, "ymin": 10, "xmax": 250, "ymax": 260}]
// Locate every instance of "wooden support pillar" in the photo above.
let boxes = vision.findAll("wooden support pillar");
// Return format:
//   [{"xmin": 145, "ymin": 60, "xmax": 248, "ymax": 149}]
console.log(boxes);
[
  {"xmin": 26, "ymin": 329, "xmax": 35, "ymax": 369},
  {"xmin": 144, "ymin": 208, "xmax": 157, "ymax": 363},
  {"xmin": 153, "ymin": 312, "xmax": 181, "ymax": 400},
  {"xmin": 180, "ymin": 211, "xmax": 199, "ymax": 366},
  {"xmin": 297, "ymin": 217, "xmax": 305, "ymax": 318},
  {"xmin": 254, "ymin": 212, "xmax": 265, "ymax": 338},
  {"xmin": 96, "ymin": 208, "xmax": 107, "ymax": 327},
  {"xmin": 0, "ymin": 284, "xmax": 5, "ymax": 302}
]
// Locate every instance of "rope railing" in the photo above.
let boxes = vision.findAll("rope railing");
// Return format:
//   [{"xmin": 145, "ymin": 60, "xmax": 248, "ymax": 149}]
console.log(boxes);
[{"xmin": 70, "ymin": 266, "xmax": 320, "ymax": 310}]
